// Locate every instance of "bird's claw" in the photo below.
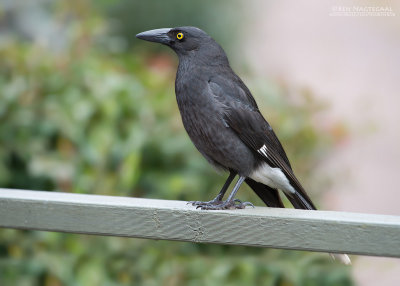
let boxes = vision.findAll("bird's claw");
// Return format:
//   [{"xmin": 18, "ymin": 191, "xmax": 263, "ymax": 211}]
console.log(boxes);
[
  {"xmin": 234, "ymin": 199, "xmax": 255, "ymax": 208},
  {"xmin": 188, "ymin": 199, "xmax": 221, "ymax": 207},
  {"xmin": 194, "ymin": 199, "xmax": 254, "ymax": 210}
]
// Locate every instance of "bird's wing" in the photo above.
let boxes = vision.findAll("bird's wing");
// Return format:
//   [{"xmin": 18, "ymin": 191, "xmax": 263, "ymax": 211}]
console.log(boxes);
[
  {"xmin": 226, "ymin": 106, "xmax": 316, "ymax": 210},
  {"xmin": 208, "ymin": 75, "xmax": 291, "ymax": 168},
  {"xmin": 208, "ymin": 73, "xmax": 259, "ymax": 110},
  {"xmin": 209, "ymin": 79, "xmax": 316, "ymax": 210}
]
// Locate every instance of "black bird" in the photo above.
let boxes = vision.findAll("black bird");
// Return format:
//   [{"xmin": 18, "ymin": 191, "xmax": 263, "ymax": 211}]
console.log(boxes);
[{"xmin": 136, "ymin": 27, "xmax": 350, "ymax": 263}]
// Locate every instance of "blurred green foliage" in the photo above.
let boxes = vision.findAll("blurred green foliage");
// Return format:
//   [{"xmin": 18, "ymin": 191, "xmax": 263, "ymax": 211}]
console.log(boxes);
[{"xmin": 0, "ymin": 1, "xmax": 353, "ymax": 285}]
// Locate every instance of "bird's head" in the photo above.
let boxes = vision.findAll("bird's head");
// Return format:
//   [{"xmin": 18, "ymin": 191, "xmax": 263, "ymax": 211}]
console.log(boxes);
[{"xmin": 136, "ymin": 26, "xmax": 218, "ymax": 57}]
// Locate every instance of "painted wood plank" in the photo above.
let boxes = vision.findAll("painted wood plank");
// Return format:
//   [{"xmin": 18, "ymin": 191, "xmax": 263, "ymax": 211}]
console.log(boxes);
[{"xmin": 0, "ymin": 188, "xmax": 399, "ymax": 257}]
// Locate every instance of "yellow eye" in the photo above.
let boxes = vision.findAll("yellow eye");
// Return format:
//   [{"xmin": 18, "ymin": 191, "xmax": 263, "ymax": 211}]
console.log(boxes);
[{"xmin": 176, "ymin": 32, "xmax": 184, "ymax": 40}]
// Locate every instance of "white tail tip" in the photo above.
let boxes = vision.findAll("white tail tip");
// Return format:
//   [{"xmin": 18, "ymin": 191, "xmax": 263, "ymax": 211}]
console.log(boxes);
[{"xmin": 330, "ymin": 253, "xmax": 351, "ymax": 265}]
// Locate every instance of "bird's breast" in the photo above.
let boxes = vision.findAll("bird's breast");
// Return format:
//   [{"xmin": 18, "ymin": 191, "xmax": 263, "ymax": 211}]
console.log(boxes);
[{"xmin": 174, "ymin": 81, "xmax": 256, "ymax": 174}]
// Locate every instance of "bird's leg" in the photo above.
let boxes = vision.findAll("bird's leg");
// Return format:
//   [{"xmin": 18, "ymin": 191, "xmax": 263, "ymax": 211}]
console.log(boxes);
[
  {"xmin": 190, "ymin": 171, "xmax": 236, "ymax": 207},
  {"xmin": 197, "ymin": 176, "xmax": 254, "ymax": 210}
]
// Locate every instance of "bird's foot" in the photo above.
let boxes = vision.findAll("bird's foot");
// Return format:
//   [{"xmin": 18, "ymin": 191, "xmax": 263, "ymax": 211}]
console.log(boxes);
[
  {"xmin": 194, "ymin": 199, "xmax": 254, "ymax": 210},
  {"xmin": 188, "ymin": 198, "xmax": 222, "ymax": 207}
]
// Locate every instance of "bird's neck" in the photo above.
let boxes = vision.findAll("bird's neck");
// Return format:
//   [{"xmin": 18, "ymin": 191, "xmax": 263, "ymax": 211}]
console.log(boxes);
[{"xmin": 176, "ymin": 43, "xmax": 230, "ymax": 68}]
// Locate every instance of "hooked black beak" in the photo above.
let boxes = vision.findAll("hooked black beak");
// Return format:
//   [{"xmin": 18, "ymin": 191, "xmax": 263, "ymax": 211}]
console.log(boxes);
[{"xmin": 136, "ymin": 28, "xmax": 172, "ymax": 45}]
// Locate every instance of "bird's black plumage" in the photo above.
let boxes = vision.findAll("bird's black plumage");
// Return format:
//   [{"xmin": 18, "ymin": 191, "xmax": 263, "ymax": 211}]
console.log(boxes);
[
  {"xmin": 136, "ymin": 26, "xmax": 316, "ymax": 210},
  {"xmin": 136, "ymin": 26, "xmax": 351, "ymax": 264}
]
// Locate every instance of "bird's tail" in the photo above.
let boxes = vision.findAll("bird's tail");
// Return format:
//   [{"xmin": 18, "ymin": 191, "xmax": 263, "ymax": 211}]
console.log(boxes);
[
  {"xmin": 245, "ymin": 178, "xmax": 284, "ymax": 208},
  {"xmin": 330, "ymin": 253, "xmax": 352, "ymax": 265},
  {"xmin": 286, "ymin": 189, "xmax": 352, "ymax": 265},
  {"xmin": 286, "ymin": 191, "xmax": 316, "ymax": 210}
]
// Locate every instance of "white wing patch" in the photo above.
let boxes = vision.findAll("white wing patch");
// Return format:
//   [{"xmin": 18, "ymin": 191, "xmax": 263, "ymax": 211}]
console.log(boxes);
[{"xmin": 257, "ymin": 144, "xmax": 268, "ymax": 158}]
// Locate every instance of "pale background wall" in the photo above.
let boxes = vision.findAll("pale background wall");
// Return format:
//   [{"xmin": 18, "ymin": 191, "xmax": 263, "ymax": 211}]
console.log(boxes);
[{"xmin": 242, "ymin": 1, "xmax": 400, "ymax": 285}]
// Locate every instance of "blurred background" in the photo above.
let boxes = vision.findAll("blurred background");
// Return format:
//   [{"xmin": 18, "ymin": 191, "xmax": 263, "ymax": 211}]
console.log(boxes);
[{"xmin": 0, "ymin": 0, "xmax": 398, "ymax": 285}]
